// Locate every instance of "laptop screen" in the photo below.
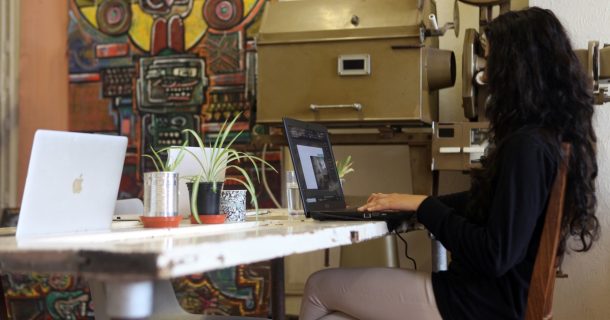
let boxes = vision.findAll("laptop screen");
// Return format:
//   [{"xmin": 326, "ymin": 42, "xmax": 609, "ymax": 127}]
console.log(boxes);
[{"xmin": 283, "ymin": 118, "xmax": 346, "ymax": 213}]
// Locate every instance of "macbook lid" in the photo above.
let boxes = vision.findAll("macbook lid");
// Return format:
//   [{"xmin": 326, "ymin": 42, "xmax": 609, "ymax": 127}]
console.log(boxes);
[
  {"xmin": 16, "ymin": 130, "xmax": 127, "ymax": 240},
  {"xmin": 283, "ymin": 118, "xmax": 346, "ymax": 216}
]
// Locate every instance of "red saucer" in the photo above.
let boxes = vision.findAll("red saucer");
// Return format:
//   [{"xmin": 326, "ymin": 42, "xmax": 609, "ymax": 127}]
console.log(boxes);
[
  {"xmin": 190, "ymin": 214, "xmax": 226, "ymax": 224},
  {"xmin": 140, "ymin": 215, "xmax": 182, "ymax": 228}
]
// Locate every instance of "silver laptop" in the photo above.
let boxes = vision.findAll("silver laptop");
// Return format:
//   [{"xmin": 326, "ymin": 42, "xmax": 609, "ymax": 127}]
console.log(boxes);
[
  {"xmin": 16, "ymin": 130, "xmax": 127, "ymax": 240},
  {"xmin": 112, "ymin": 198, "xmax": 144, "ymax": 221}
]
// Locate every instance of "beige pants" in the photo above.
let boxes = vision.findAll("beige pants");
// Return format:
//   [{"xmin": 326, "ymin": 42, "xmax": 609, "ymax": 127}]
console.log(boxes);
[{"xmin": 299, "ymin": 268, "xmax": 443, "ymax": 320}]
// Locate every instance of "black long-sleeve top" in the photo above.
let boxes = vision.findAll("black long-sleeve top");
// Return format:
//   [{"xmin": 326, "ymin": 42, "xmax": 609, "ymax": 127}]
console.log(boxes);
[{"xmin": 417, "ymin": 130, "xmax": 558, "ymax": 319}]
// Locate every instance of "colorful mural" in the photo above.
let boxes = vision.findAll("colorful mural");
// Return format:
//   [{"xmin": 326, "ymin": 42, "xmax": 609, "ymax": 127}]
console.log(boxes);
[
  {"xmin": 172, "ymin": 262, "xmax": 271, "ymax": 316},
  {"xmin": 0, "ymin": 264, "xmax": 271, "ymax": 319},
  {"xmin": 1, "ymin": 273, "xmax": 94, "ymax": 319},
  {"xmin": 68, "ymin": 0, "xmax": 267, "ymax": 198}
]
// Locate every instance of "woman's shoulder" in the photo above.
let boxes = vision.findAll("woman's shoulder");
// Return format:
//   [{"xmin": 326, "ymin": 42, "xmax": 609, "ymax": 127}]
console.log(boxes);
[{"xmin": 499, "ymin": 127, "xmax": 558, "ymax": 162}]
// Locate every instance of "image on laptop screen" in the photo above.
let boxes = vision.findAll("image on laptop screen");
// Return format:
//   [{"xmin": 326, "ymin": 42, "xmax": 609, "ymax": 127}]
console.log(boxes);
[{"xmin": 285, "ymin": 120, "xmax": 344, "ymax": 210}]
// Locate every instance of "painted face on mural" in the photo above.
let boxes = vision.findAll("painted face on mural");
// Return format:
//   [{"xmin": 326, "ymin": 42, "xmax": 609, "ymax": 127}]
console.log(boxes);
[
  {"xmin": 140, "ymin": 56, "xmax": 207, "ymax": 107},
  {"xmin": 140, "ymin": 0, "xmax": 193, "ymax": 17}
]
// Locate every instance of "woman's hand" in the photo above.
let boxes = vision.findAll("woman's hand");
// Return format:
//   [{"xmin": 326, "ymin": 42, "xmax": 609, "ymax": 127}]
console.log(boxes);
[{"xmin": 357, "ymin": 193, "xmax": 428, "ymax": 212}]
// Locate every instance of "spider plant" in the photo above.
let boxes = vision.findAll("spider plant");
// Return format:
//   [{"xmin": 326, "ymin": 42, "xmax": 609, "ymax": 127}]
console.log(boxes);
[
  {"xmin": 336, "ymin": 155, "xmax": 355, "ymax": 179},
  {"xmin": 182, "ymin": 114, "xmax": 276, "ymax": 223},
  {"xmin": 142, "ymin": 141, "xmax": 188, "ymax": 172}
]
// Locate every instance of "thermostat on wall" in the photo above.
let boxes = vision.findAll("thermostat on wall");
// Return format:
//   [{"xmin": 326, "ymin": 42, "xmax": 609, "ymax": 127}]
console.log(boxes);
[{"xmin": 338, "ymin": 54, "xmax": 371, "ymax": 76}]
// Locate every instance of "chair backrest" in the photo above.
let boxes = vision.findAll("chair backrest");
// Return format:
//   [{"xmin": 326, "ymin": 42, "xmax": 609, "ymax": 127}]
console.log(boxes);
[{"xmin": 525, "ymin": 144, "xmax": 570, "ymax": 320}]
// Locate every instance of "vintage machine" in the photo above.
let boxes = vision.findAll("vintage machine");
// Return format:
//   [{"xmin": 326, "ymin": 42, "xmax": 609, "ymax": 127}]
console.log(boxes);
[
  {"xmin": 576, "ymin": 41, "xmax": 610, "ymax": 105},
  {"xmin": 432, "ymin": 122, "xmax": 488, "ymax": 171},
  {"xmin": 256, "ymin": 0, "xmax": 457, "ymax": 126},
  {"xmin": 432, "ymin": 0, "xmax": 512, "ymax": 172},
  {"xmin": 435, "ymin": 0, "xmax": 610, "ymax": 172},
  {"xmin": 460, "ymin": 0, "xmax": 511, "ymax": 121}
]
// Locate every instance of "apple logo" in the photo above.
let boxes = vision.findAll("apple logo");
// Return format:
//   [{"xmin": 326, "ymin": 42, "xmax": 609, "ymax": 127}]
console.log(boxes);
[{"xmin": 72, "ymin": 174, "xmax": 84, "ymax": 194}]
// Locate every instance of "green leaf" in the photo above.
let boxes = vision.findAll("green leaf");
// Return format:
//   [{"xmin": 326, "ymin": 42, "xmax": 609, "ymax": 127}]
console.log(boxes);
[
  {"xmin": 336, "ymin": 155, "xmax": 355, "ymax": 178},
  {"xmin": 190, "ymin": 174, "xmax": 202, "ymax": 224},
  {"xmin": 178, "ymin": 113, "xmax": 278, "ymax": 223},
  {"xmin": 150, "ymin": 146, "xmax": 166, "ymax": 171},
  {"xmin": 142, "ymin": 154, "xmax": 161, "ymax": 172}
]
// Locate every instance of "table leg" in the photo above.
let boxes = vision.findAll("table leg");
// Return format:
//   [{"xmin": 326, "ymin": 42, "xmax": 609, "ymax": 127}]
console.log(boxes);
[
  {"xmin": 89, "ymin": 280, "xmax": 154, "ymax": 319},
  {"xmin": 89, "ymin": 279, "xmax": 206, "ymax": 319},
  {"xmin": 271, "ymin": 257, "xmax": 286, "ymax": 320},
  {"xmin": 431, "ymin": 238, "xmax": 448, "ymax": 272},
  {"xmin": 430, "ymin": 170, "xmax": 448, "ymax": 272}
]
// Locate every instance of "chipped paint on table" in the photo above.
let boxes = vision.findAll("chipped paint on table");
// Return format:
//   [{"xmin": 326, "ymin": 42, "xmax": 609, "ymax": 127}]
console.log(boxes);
[{"xmin": 0, "ymin": 211, "xmax": 391, "ymax": 280}]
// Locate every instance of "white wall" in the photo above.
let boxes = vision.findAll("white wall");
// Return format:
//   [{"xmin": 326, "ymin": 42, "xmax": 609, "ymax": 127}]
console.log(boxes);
[{"xmin": 530, "ymin": 1, "xmax": 610, "ymax": 319}]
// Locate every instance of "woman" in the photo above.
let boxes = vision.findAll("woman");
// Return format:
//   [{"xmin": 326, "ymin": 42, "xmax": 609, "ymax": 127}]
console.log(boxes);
[{"xmin": 299, "ymin": 7, "xmax": 599, "ymax": 320}]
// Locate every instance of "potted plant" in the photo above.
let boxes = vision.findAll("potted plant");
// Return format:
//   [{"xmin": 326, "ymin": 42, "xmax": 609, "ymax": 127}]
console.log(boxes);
[
  {"xmin": 182, "ymin": 115, "xmax": 276, "ymax": 224},
  {"xmin": 140, "ymin": 144, "xmax": 187, "ymax": 228},
  {"xmin": 336, "ymin": 155, "xmax": 355, "ymax": 186}
]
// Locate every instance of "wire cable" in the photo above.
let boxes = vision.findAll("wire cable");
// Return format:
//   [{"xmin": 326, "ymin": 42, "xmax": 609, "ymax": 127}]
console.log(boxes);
[
  {"xmin": 261, "ymin": 143, "xmax": 281, "ymax": 208},
  {"xmin": 395, "ymin": 230, "xmax": 417, "ymax": 270}
]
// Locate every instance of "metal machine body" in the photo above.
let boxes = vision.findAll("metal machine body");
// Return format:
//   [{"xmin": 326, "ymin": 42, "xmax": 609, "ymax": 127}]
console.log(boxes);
[
  {"xmin": 256, "ymin": 0, "xmax": 456, "ymax": 126},
  {"xmin": 458, "ymin": 0, "xmax": 512, "ymax": 121},
  {"xmin": 432, "ymin": 121, "xmax": 489, "ymax": 171},
  {"xmin": 575, "ymin": 41, "xmax": 610, "ymax": 105}
]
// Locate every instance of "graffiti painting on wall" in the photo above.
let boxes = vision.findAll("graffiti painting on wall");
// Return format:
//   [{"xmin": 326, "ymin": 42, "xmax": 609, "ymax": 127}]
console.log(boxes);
[
  {"xmin": 172, "ymin": 262, "xmax": 271, "ymax": 316},
  {"xmin": 68, "ymin": 0, "xmax": 265, "ymax": 198},
  {"xmin": 0, "ymin": 263, "xmax": 270, "ymax": 319},
  {"xmin": 1, "ymin": 273, "xmax": 94, "ymax": 319}
]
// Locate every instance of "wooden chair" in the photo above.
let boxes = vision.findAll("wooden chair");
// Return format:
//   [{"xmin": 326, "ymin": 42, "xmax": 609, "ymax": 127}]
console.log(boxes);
[{"xmin": 525, "ymin": 144, "xmax": 570, "ymax": 320}]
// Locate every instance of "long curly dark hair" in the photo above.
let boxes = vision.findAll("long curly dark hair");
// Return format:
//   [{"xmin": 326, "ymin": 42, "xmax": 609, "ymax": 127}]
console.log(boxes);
[{"xmin": 469, "ymin": 7, "xmax": 599, "ymax": 257}]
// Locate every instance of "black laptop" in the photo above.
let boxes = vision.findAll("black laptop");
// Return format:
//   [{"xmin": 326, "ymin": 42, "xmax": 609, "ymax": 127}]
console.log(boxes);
[{"xmin": 283, "ymin": 118, "xmax": 415, "ymax": 222}]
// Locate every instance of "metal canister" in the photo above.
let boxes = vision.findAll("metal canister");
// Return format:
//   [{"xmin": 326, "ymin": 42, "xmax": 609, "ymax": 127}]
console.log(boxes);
[{"xmin": 143, "ymin": 172, "xmax": 179, "ymax": 217}]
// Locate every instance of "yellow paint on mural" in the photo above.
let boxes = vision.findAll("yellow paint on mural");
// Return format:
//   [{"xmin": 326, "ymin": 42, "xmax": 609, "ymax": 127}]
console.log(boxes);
[
  {"xmin": 80, "ymin": 7, "xmax": 98, "ymax": 28},
  {"xmin": 75, "ymin": 0, "xmax": 262, "ymax": 53},
  {"xmin": 129, "ymin": 4, "xmax": 154, "ymax": 52},
  {"xmin": 183, "ymin": 0, "xmax": 208, "ymax": 50},
  {"xmin": 244, "ymin": 0, "xmax": 257, "ymax": 16}
]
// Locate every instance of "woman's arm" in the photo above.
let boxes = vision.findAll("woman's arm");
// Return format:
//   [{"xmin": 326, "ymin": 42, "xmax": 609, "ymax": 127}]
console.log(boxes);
[
  {"xmin": 358, "ymin": 191, "xmax": 470, "ymax": 216},
  {"xmin": 436, "ymin": 191, "xmax": 470, "ymax": 217}
]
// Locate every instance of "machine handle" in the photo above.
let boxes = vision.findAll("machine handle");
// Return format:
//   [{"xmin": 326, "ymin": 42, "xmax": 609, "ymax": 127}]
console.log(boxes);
[
  {"xmin": 463, "ymin": 146, "xmax": 486, "ymax": 153},
  {"xmin": 309, "ymin": 103, "xmax": 363, "ymax": 112},
  {"xmin": 439, "ymin": 147, "xmax": 461, "ymax": 154}
]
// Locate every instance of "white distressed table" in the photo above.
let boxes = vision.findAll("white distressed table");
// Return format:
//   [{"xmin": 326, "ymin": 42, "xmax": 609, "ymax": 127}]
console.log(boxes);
[{"xmin": 0, "ymin": 210, "xmax": 402, "ymax": 319}]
